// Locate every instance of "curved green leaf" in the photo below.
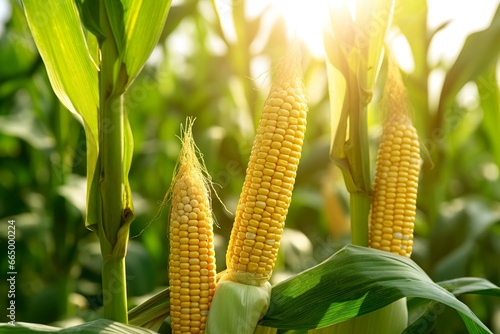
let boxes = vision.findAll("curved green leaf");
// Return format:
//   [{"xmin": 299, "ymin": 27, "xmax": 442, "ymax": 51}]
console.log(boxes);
[
  {"xmin": 0, "ymin": 319, "xmax": 157, "ymax": 333},
  {"xmin": 405, "ymin": 276, "xmax": 500, "ymax": 334},
  {"xmin": 0, "ymin": 4, "xmax": 39, "ymax": 81},
  {"xmin": 22, "ymin": 0, "xmax": 100, "ymax": 229},
  {"xmin": 129, "ymin": 288, "xmax": 170, "ymax": 331},
  {"xmin": 477, "ymin": 66, "xmax": 500, "ymax": 168},
  {"xmin": 433, "ymin": 198, "xmax": 500, "ymax": 281},
  {"xmin": 324, "ymin": 34, "xmax": 348, "ymax": 166},
  {"xmin": 405, "ymin": 299, "xmax": 441, "ymax": 334},
  {"xmin": 356, "ymin": 0, "xmax": 395, "ymax": 93},
  {"xmin": 22, "ymin": 0, "xmax": 98, "ymax": 134},
  {"xmin": 260, "ymin": 245, "xmax": 496, "ymax": 333},
  {"xmin": 105, "ymin": 0, "xmax": 172, "ymax": 89},
  {"xmin": 75, "ymin": 0, "xmax": 105, "ymax": 41},
  {"xmin": 439, "ymin": 277, "xmax": 500, "ymax": 297},
  {"xmin": 437, "ymin": 4, "xmax": 500, "ymax": 123}
]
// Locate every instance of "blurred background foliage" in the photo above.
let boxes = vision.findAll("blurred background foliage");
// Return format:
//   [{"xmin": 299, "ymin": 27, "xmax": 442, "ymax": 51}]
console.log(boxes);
[{"xmin": 0, "ymin": 0, "xmax": 499, "ymax": 332}]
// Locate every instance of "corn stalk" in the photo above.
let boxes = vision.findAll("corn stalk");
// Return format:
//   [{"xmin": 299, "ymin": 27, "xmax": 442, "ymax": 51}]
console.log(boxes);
[{"xmin": 22, "ymin": 0, "xmax": 171, "ymax": 322}]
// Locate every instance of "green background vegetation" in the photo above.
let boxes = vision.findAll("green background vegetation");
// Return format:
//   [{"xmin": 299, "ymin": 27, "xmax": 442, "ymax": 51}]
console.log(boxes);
[{"xmin": 0, "ymin": 0, "xmax": 499, "ymax": 332}]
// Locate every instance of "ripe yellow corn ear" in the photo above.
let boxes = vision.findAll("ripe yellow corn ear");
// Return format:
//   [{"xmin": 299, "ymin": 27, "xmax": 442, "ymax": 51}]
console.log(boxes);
[
  {"xmin": 368, "ymin": 60, "xmax": 420, "ymax": 258},
  {"xmin": 168, "ymin": 119, "xmax": 216, "ymax": 334},
  {"xmin": 207, "ymin": 43, "xmax": 307, "ymax": 334},
  {"xmin": 314, "ymin": 61, "xmax": 416, "ymax": 334},
  {"xmin": 225, "ymin": 45, "xmax": 308, "ymax": 286}
]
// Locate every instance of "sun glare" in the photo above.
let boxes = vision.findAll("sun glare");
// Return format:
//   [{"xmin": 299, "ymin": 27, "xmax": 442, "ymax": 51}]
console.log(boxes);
[
  {"xmin": 270, "ymin": 0, "xmax": 356, "ymax": 58},
  {"xmin": 251, "ymin": 0, "xmax": 499, "ymax": 78}
]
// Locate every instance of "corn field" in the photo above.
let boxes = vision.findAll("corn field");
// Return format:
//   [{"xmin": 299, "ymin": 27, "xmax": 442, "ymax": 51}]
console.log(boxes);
[{"xmin": 0, "ymin": 0, "xmax": 499, "ymax": 333}]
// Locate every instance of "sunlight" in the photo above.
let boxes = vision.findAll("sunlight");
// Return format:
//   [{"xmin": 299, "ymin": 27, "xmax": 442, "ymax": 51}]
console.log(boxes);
[
  {"xmin": 270, "ymin": 0, "xmax": 356, "ymax": 58},
  {"xmin": 236, "ymin": 0, "xmax": 500, "ymax": 71}
]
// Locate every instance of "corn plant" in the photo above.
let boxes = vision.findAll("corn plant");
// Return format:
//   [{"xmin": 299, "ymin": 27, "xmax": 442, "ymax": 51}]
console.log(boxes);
[
  {"xmin": 11, "ymin": 0, "xmax": 171, "ymax": 329},
  {"xmin": 1, "ymin": 0, "xmax": 500, "ymax": 333}
]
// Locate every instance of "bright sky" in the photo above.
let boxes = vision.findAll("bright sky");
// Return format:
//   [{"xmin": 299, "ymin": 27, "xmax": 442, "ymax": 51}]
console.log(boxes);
[
  {"xmin": 426, "ymin": 0, "xmax": 499, "ymax": 108},
  {"xmin": 264, "ymin": 0, "xmax": 499, "ymax": 107},
  {"xmin": 266, "ymin": 0, "xmax": 499, "ymax": 64},
  {"xmin": 427, "ymin": 0, "xmax": 499, "ymax": 66},
  {"xmin": 0, "ymin": 0, "xmax": 10, "ymax": 36},
  {"xmin": 2, "ymin": 0, "xmax": 498, "ymax": 87}
]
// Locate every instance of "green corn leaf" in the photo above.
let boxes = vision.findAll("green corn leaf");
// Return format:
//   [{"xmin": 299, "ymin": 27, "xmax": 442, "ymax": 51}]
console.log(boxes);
[
  {"xmin": 260, "ymin": 245, "xmax": 497, "ymax": 333},
  {"xmin": 161, "ymin": 1, "xmax": 198, "ymax": 43},
  {"xmin": 324, "ymin": 33, "xmax": 348, "ymax": 168},
  {"xmin": 326, "ymin": 1, "xmax": 355, "ymax": 76},
  {"xmin": 128, "ymin": 270, "xmax": 227, "ymax": 330},
  {"xmin": 123, "ymin": 114, "xmax": 135, "ymax": 224},
  {"xmin": 0, "ymin": 4, "xmax": 38, "ymax": 81},
  {"xmin": 75, "ymin": 0, "xmax": 105, "ymax": 41},
  {"xmin": 309, "ymin": 298, "xmax": 408, "ymax": 334},
  {"xmin": 324, "ymin": 21, "xmax": 358, "ymax": 192},
  {"xmin": 433, "ymin": 198, "xmax": 500, "ymax": 281},
  {"xmin": 355, "ymin": 0, "xmax": 395, "ymax": 95},
  {"xmin": 104, "ymin": 0, "xmax": 172, "ymax": 89},
  {"xmin": 437, "ymin": 4, "xmax": 500, "ymax": 124},
  {"xmin": 405, "ymin": 276, "xmax": 500, "ymax": 333},
  {"xmin": 391, "ymin": 0, "xmax": 429, "ymax": 137},
  {"xmin": 405, "ymin": 299, "xmax": 441, "ymax": 334},
  {"xmin": 22, "ymin": 0, "xmax": 100, "ymax": 229},
  {"xmin": 0, "ymin": 110, "xmax": 54, "ymax": 150},
  {"xmin": 439, "ymin": 277, "xmax": 500, "ymax": 297},
  {"xmin": 392, "ymin": 0, "xmax": 428, "ymax": 74},
  {"xmin": 324, "ymin": 1, "xmax": 374, "ymax": 196},
  {"xmin": 22, "ymin": 0, "xmax": 98, "ymax": 134},
  {"xmin": 23, "ymin": 0, "xmax": 99, "ymax": 120},
  {"xmin": 129, "ymin": 288, "xmax": 170, "ymax": 331},
  {"xmin": 0, "ymin": 319, "xmax": 158, "ymax": 333},
  {"xmin": 477, "ymin": 66, "xmax": 500, "ymax": 168}
]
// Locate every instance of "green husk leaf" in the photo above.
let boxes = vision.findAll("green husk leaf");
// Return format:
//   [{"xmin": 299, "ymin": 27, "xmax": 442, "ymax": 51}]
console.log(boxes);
[
  {"xmin": 259, "ymin": 245, "xmax": 493, "ymax": 333},
  {"xmin": 128, "ymin": 270, "xmax": 229, "ymax": 330},
  {"xmin": 128, "ymin": 288, "xmax": 170, "ymax": 331},
  {"xmin": 207, "ymin": 279, "xmax": 272, "ymax": 334}
]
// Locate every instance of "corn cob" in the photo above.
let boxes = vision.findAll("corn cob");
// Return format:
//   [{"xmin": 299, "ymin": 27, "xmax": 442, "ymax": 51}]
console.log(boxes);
[
  {"xmin": 168, "ymin": 120, "xmax": 216, "ymax": 334},
  {"xmin": 207, "ymin": 44, "xmax": 307, "ymax": 334},
  {"xmin": 368, "ymin": 61, "xmax": 420, "ymax": 257},
  {"xmin": 225, "ymin": 47, "xmax": 308, "ymax": 285},
  {"xmin": 310, "ymin": 61, "xmax": 414, "ymax": 334}
]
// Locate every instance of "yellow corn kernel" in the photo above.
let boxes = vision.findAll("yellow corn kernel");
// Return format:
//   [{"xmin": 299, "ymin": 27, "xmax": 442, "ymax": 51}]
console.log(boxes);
[
  {"xmin": 226, "ymin": 46, "xmax": 308, "ymax": 284},
  {"xmin": 369, "ymin": 61, "xmax": 420, "ymax": 258},
  {"xmin": 168, "ymin": 120, "xmax": 216, "ymax": 334}
]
